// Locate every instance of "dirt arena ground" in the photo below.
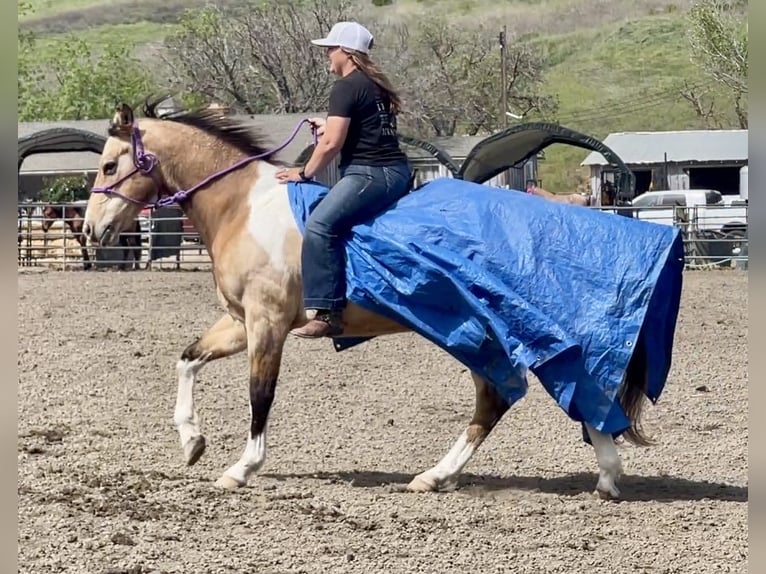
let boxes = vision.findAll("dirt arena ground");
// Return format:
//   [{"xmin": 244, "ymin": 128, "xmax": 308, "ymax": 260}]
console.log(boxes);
[{"xmin": 18, "ymin": 269, "xmax": 748, "ymax": 574}]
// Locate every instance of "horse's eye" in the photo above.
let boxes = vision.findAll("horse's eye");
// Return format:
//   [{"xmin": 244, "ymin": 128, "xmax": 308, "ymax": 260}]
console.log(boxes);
[{"xmin": 103, "ymin": 161, "xmax": 118, "ymax": 176}]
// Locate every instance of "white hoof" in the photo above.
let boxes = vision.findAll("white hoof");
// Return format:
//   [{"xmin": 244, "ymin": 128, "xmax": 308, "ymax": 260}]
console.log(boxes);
[
  {"xmin": 407, "ymin": 474, "xmax": 437, "ymax": 492},
  {"xmin": 595, "ymin": 479, "xmax": 620, "ymax": 500},
  {"xmin": 215, "ymin": 474, "xmax": 245, "ymax": 490},
  {"xmin": 407, "ymin": 473, "xmax": 458, "ymax": 493},
  {"xmin": 184, "ymin": 435, "xmax": 206, "ymax": 466}
]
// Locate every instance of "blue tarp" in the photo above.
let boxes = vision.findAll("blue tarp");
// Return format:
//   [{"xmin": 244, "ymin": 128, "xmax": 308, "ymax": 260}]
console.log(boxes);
[{"xmin": 287, "ymin": 177, "xmax": 684, "ymax": 437}]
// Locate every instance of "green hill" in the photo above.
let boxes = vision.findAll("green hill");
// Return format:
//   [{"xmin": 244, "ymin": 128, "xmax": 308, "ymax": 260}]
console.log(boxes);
[
  {"xmin": 532, "ymin": 14, "xmax": 738, "ymax": 190},
  {"xmin": 19, "ymin": 0, "xmax": 743, "ymax": 191}
]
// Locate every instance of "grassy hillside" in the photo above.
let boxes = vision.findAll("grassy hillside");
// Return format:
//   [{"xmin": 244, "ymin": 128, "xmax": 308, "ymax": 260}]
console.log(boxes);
[
  {"xmin": 532, "ymin": 14, "xmax": 737, "ymax": 191},
  {"xmin": 19, "ymin": 0, "xmax": 741, "ymax": 192}
]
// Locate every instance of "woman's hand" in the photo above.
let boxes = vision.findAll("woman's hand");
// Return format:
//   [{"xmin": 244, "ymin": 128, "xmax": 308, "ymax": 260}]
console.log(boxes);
[
  {"xmin": 275, "ymin": 167, "xmax": 306, "ymax": 183},
  {"xmin": 308, "ymin": 117, "xmax": 326, "ymax": 137}
]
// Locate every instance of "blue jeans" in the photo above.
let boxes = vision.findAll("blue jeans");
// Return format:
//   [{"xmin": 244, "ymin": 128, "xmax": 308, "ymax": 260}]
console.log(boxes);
[{"xmin": 302, "ymin": 161, "xmax": 412, "ymax": 310}]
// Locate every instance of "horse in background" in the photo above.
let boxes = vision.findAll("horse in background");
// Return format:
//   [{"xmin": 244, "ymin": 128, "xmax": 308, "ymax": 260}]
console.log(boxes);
[
  {"xmin": 40, "ymin": 204, "xmax": 92, "ymax": 270},
  {"xmin": 525, "ymin": 180, "xmax": 592, "ymax": 207},
  {"xmin": 41, "ymin": 203, "xmax": 143, "ymax": 270},
  {"xmin": 116, "ymin": 218, "xmax": 144, "ymax": 270}
]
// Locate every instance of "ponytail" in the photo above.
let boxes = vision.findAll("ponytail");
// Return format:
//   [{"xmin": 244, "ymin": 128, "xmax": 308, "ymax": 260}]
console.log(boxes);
[{"xmin": 344, "ymin": 50, "xmax": 403, "ymax": 115}]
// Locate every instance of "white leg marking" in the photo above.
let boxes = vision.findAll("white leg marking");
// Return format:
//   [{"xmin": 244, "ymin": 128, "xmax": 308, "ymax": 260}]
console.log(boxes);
[
  {"xmin": 585, "ymin": 422, "xmax": 623, "ymax": 499},
  {"xmin": 173, "ymin": 357, "xmax": 208, "ymax": 464},
  {"xmin": 217, "ymin": 430, "xmax": 267, "ymax": 489},
  {"xmin": 408, "ymin": 429, "xmax": 476, "ymax": 492}
]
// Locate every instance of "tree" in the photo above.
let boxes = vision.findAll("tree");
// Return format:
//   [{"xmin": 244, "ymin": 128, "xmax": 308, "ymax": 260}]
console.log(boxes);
[
  {"xmin": 686, "ymin": 0, "xmax": 747, "ymax": 127},
  {"xmin": 161, "ymin": 4, "xmax": 555, "ymax": 133},
  {"xmin": 39, "ymin": 175, "xmax": 91, "ymax": 203},
  {"xmin": 17, "ymin": 1, "xmax": 45, "ymax": 119},
  {"xmin": 162, "ymin": 0, "xmax": 357, "ymax": 114},
  {"xmin": 373, "ymin": 17, "xmax": 557, "ymax": 136},
  {"xmin": 160, "ymin": 6, "xmax": 266, "ymax": 114},
  {"xmin": 679, "ymin": 81, "xmax": 726, "ymax": 129},
  {"xmin": 18, "ymin": 31, "xmax": 158, "ymax": 121}
]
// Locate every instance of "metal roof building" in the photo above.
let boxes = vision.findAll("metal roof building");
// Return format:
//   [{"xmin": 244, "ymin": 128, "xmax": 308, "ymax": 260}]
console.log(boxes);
[
  {"xmin": 18, "ymin": 115, "xmax": 538, "ymax": 200},
  {"xmin": 18, "ymin": 114, "xmax": 321, "ymax": 176},
  {"xmin": 581, "ymin": 129, "xmax": 748, "ymax": 202}
]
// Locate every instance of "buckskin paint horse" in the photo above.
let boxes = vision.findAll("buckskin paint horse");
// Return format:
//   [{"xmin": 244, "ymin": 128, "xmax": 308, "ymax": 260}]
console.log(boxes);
[
  {"xmin": 82, "ymin": 101, "xmax": 665, "ymax": 499},
  {"xmin": 43, "ymin": 202, "xmax": 143, "ymax": 270}
]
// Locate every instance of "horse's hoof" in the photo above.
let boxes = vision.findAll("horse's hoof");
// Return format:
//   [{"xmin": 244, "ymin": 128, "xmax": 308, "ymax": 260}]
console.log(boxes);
[
  {"xmin": 594, "ymin": 484, "xmax": 620, "ymax": 501},
  {"xmin": 184, "ymin": 435, "xmax": 206, "ymax": 466},
  {"xmin": 407, "ymin": 474, "xmax": 438, "ymax": 492},
  {"xmin": 215, "ymin": 475, "xmax": 245, "ymax": 490}
]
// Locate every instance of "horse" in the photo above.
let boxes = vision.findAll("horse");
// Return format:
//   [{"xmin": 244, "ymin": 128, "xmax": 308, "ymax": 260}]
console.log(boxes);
[
  {"xmin": 40, "ymin": 204, "xmax": 93, "ymax": 270},
  {"xmin": 116, "ymin": 218, "xmax": 144, "ymax": 271},
  {"xmin": 81, "ymin": 100, "xmax": 679, "ymax": 499},
  {"xmin": 525, "ymin": 182, "xmax": 591, "ymax": 207},
  {"xmin": 43, "ymin": 202, "xmax": 143, "ymax": 270}
]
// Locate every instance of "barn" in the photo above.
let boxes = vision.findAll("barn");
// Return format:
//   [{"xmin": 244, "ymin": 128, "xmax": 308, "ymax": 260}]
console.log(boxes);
[{"xmin": 580, "ymin": 129, "xmax": 749, "ymax": 201}]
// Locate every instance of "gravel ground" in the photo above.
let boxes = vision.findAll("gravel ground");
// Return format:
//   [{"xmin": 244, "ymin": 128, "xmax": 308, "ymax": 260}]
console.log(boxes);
[{"xmin": 18, "ymin": 269, "xmax": 748, "ymax": 574}]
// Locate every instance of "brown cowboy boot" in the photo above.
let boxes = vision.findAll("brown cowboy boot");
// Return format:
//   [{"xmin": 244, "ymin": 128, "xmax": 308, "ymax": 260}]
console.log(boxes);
[{"xmin": 291, "ymin": 310, "xmax": 344, "ymax": 339}]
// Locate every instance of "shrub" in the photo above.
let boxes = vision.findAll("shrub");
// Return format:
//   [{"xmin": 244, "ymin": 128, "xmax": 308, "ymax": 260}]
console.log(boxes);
[{"xmin": 39, "ymin": 175, "xmax": 90, "ymax": 203}]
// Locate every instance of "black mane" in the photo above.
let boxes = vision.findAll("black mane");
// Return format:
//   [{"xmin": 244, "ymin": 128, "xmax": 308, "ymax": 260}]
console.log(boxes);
[{"xmin": 140, "ymin": 96, "xmax": 281, "ymax": 161}]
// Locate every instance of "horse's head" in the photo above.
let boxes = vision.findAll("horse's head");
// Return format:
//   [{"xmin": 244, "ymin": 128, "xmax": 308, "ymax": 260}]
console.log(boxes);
[
  {"xmin": 84, "ymin": 103, "xmax": 167, "ymax": 246},
  {"xmin": 84, "ymin": 97, "xmax": 294, "ymax": 247}
]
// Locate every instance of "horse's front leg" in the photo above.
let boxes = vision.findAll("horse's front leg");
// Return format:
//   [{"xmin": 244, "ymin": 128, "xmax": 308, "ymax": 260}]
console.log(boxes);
[
  {"xmin": 130, "ymin": 233, "xmax": 142, "ymax": 270},
  {"xmin": 78, "ymin": 235, "xmax": 92, "ymax": 271},
  {"xmin": 216, "ymin": 313, "xmax": 289, "ymax": 489},
  {"xmin": 174, "ymin": 313, "xmax": 248, "ymax": 465}
]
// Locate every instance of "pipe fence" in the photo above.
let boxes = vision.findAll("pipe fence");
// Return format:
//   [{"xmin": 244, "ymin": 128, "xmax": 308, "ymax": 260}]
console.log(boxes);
[
  {"xmin": 17, "ymin": 202, "xmax": 210, "ymax": 271},
  {"xmin": 17, "ymin": 201, "xmax": 748, "ymax": 272}
]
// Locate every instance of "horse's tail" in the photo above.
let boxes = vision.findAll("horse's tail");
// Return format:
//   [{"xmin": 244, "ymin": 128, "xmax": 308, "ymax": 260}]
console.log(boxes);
[{"xmin": 618, "ymin": 328, "xmax": 654, "ymax": 447}]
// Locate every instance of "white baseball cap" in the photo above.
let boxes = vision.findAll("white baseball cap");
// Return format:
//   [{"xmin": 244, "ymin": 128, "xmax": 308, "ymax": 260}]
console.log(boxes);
[{"xmin": 311, "ymin": 21, "xmax": 374, "ymax": 54}]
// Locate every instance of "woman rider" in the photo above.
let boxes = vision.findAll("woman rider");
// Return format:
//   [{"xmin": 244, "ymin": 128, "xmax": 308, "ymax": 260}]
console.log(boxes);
[{"xmin": 276, "ymin": 21, "xmax": 412, "ymax": 338}]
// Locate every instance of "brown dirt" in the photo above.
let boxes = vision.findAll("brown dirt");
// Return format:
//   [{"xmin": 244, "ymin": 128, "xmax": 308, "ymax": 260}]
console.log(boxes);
[{"xmin": 18, "ymin": 269, "xmax": 748, "ymax": 574}]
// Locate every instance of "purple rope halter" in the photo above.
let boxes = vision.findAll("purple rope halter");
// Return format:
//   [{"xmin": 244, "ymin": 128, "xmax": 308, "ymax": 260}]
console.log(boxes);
[{"xmin": 90, "ymin": 117, "xmax": 317, "ymax": 209}]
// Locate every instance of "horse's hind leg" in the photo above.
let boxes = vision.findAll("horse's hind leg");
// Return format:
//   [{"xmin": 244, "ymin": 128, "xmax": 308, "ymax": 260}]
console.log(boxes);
[
  {"xmin": 407, "ymin": 371, "xmax": 514, "ymax": 492},
  {"xmin": 586, "ymin": 329, "xmax": 649, "ymax": 500},
  {"xmin": 174, "ymin": 313, "xmax": 247, "ymax": 465},
  {"xmin": 584, "ymin": 423, "xmax": 623, "ymax": 500}
]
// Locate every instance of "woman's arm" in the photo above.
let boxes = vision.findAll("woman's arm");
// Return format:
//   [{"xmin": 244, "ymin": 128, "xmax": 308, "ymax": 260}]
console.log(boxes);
[
  {"xmin": 275, "ymin": 80, "xmax": 354, "ymax": 184},
  {"xmin": 301, "ymin": 116, "xmax": 349, "ymax": 179}
]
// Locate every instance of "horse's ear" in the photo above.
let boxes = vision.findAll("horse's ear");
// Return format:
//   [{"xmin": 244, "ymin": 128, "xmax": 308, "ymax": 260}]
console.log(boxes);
[
  {"xmin": 118, "ymin": 103, "xmax": 134, "ymax": 125},
  {"xmin": 109, "ymin": 103, "xmax": 134, "ymax": 135}
]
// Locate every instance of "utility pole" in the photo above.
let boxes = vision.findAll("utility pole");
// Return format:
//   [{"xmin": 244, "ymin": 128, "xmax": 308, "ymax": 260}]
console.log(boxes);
[{"xmin": 499, "ymin": 25, "xmax": 508, "ymax": 129}]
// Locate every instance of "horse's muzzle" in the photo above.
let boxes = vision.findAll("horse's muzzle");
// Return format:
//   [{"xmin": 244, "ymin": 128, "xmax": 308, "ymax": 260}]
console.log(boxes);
[{"xmin": 83, "ymin": 221, "xmax": 117, "ymax": 247}]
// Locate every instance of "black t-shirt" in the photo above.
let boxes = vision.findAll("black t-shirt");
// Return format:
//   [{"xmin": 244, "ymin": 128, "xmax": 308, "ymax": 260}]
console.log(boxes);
[{"xmin": 327, "ymin": 69, "xmax": 408, "ymax": 167}]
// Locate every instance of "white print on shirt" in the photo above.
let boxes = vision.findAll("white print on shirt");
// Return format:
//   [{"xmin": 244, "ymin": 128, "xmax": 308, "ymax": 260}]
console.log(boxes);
[{"xmin": 376, "ymin": 97, "xmax": 397, "ymax": 138}]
